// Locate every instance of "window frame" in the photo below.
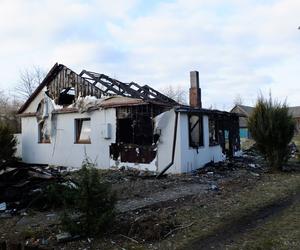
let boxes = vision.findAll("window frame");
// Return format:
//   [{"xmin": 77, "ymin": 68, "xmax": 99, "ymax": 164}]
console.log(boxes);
[
  {"xmin": 38, "ymin": 120, "xmax": 51, "ymax": 144},
  {"xmin": 75, "ymin": 118, "xmax": 91, "ymax": 144},
  {"xmin": 188, "ymin": 114, "xmax": 204, "ymax": 148},
  {"xmin": 209, "ymin": 117, "xmax": 219, "ymax": 146}
]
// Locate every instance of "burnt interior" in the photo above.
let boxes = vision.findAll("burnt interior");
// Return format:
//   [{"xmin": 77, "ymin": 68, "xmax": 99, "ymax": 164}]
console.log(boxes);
[
  {"xmin": 110, "ymin": 104, "xmax": 167, "ymax": 164},
  {"xmin": 58, "ymin": 87, "xmax": 75, "ymax": 106},
  {"xmin": 208, "ymin": 113, "xmax": 240, "ymax": 157}
]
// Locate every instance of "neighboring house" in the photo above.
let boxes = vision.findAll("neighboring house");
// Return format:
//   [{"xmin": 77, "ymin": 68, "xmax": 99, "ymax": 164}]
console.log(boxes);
[
  {"xmin": 231, "ymin": 104, "xmax": 300, "ymax": 139},
  {"xmin": 18, "ymin": 63, "xmax": 240, "ymax": 174},
  {"xmin": 230, "ymin": 105, "xmax": 252, "ymax": 139}
]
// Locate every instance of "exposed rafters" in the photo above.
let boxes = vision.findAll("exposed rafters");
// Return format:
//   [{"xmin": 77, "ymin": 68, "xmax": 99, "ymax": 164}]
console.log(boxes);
[{"xmin": 80, "ymin": 70, "xmax": 178, "ymax": 106}]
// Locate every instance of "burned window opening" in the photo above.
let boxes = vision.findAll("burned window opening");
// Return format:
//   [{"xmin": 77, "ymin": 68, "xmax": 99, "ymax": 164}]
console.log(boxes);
[
  {"xmin": 58, "ymin": 87, "xmax": 75, "ymax": 106},
  {"xmin": 75, "ymin": 118, "xmax": 91, "ymax": 144},
  {"xmin": 207, "ymin": 114, "xmax": 240, "ymax": 157},
  {"xmin": 209, "ymin": 117, "xmax": 219, "ymax": 146},
  {"xmin": 116, "ymin": 105, "xmax": 163, "ymax": 146},
  {"xmin": 38, "ymin": 120, "xmax": 50, "ymax": 143},
  {"xmin": 188, "ymin": 114, "xmax": 204, "ymax": 148},
  {"xmin": 117, "ymin": 116, "xmax": 154, "ymax": 145},
  {"xmin": 111, "ymin": 104, "xmax": 166, "ymax": 164}
]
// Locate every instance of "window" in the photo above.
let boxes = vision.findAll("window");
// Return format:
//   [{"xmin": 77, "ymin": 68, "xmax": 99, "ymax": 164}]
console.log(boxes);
[
  {"xmin": 38, "ymin": 121, "xmax": 50, "ymax": 143},
  {"xmin": 116, "ymin": 107, "xmax": 154, "ymax": 145},
  {"xmin": 209, "ymin": 118, "xmax": 219, "ymax": 146},
  {"xmin": 75, "ymin": 118, "xmax": 91, "ymax": 144},
  {"xmin": 188, "ymin": 115, "xmax": 204, "ymax": 147}
]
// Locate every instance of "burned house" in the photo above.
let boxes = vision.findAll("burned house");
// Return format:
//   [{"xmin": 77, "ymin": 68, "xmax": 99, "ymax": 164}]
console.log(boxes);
[{"xmin": 18, "ymin": 63, "xmax": 240, "ymax": 174}]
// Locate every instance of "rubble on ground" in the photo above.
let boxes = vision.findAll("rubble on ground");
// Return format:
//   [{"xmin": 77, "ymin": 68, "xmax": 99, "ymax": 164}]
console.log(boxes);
[{"xmin": 0, "ymin": 163, "xmax": 74, "ymax": 214}]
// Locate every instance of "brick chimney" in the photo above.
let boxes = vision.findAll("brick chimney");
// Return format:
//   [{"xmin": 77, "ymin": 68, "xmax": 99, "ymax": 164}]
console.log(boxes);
[{"xmin": 189, "ymin": 71, "xmax": 202, "ymax": 108}]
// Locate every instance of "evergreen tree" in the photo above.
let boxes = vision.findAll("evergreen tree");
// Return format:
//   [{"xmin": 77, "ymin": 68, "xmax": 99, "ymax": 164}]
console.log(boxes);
[{"xmin": 248, "ymin": 95, "xmax": 295, "ymax": 171}]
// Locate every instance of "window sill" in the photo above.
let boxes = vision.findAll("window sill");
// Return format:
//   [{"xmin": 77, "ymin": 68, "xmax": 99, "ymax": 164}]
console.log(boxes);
[
  {"xmin": 75, "ymin": 141, "xmax": 91, "ymax": 144},
  {"xmin": 189, "ymin": 145, "xmax": 204, "ymax": 149},
  {"xmin": 38, "ymin": 141, "xmax": 51, "ymax": 144}
]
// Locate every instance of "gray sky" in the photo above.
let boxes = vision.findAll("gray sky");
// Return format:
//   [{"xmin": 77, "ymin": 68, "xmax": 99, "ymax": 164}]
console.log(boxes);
[{"xmin": 0, "ymin": 0, "xmax": 299, "ymax": 110}]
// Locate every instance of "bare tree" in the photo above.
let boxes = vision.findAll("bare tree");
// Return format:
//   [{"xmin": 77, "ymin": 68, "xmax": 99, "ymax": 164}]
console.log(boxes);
[
  {"xmin": 0, "ymin": 90, "xmax": 22, "ymax": 132},
  {"xmin": 15, "ymin": 66, "xmax": 46, "ymax": 100},
  {"xmin": 233, "ymin": 94, "xmax": 243, "ymax": 106},
  {"xmin": 160, "ymin": 85, "xmax": 187, "ymax": 104}
]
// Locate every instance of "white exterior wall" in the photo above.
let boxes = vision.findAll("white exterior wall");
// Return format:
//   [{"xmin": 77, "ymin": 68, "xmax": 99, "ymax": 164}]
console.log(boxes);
[
  {"xmin": 177, "ymin": 113, "xmax": 224, "ymax": 173},
  {"xmin": 155, "ymin": 110, "xmax": 181, "ymax": 174},
  {"xmin": 21, "ymin": 108, "xmax": 116, "ymax": 168},
  {"xmin": 21, "ymin": 108, "xmax": 224, "ymax": 173}
]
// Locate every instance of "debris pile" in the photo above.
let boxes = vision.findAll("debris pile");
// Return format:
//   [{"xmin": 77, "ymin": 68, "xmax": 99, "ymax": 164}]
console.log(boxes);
[
  {"xmin": 0, "ymin": 164, "xmax": 71, "ymax": 215},
  {"xmin": 192, "ymin": 156, "xmax": 265, "ymax": 179}
]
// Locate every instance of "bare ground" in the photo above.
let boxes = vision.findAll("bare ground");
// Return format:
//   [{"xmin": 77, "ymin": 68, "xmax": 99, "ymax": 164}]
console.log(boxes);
[
  {"xmin": 185, "ymin": 191, "xmax": 300, "ymax": 250},
  {"xmin": 1, "ymin": 158, "xmax": 300, "ymax": 249}
]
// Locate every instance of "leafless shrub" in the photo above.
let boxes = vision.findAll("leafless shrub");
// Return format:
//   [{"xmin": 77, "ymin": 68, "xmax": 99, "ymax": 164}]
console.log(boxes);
[{"xmin": 160, "ymin": 85, "xmax": 187, "ymax": 104}]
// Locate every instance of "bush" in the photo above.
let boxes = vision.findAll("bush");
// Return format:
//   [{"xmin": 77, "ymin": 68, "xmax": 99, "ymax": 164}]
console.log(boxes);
[
  {"xmin": 61, "ymin": 161, "xmax": 116, "ymax": 236},
  {"xmin": 0, "ymin": 123, "xmax": 17, "ymax": 167},
  {"xmin": 248, "ymin": 95, "xmax": 295, "ymax": 171},
  {"xmin": 30, "ymin": 182, "xmax": 78, "ymax": 210}
]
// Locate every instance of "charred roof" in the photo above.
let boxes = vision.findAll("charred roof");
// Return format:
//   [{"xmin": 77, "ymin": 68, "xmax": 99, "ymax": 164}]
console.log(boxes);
[{"xmin": 18, "ymin": 63, "xmax": 178, "ymax": 114}]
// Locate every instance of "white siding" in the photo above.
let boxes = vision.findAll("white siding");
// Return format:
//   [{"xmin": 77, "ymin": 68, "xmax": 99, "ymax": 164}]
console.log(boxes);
[
  {"xmin": 177, "ymin": 113, "xmax": 224, "ymax": 173},
  {"xmin": 21, "ymin": 108, "xmax": 116, "ymax": 168}
]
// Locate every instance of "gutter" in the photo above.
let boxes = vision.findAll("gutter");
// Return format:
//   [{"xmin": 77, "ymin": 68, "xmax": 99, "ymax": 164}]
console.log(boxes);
[{"xmin": 156, "ymin": 111, "xmax": 179, "ymax": 178}]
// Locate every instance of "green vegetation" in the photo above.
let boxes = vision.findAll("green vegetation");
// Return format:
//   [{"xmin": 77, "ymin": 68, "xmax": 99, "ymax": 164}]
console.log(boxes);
[
  {"xmin": 0, "ymin": 123, "xmax": 17, "ymax": 167},
  {"xmin": 61, "ymin": 160, "xmax": 116, "ymax": 236},
  {"xmin": 248, "ymin": 95, "xmax": 295, "ymax": 171}
]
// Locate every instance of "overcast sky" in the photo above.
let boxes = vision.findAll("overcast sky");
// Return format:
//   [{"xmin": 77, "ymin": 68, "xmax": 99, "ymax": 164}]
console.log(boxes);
[{"xmin": 0, "ymin": 0, "xmax": 299, "ymax": 110}]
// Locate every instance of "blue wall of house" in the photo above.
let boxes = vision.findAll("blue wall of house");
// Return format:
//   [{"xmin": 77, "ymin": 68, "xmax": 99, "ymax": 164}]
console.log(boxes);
[{"xmin": 240, "ymin": 128, "xmax": 250, "ymax": 139}]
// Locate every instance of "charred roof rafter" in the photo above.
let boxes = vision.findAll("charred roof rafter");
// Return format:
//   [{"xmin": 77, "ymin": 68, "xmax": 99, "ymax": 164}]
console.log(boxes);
[{"xmin": 80, "ymin": 70, "xmax": 178, "ymax": 106}]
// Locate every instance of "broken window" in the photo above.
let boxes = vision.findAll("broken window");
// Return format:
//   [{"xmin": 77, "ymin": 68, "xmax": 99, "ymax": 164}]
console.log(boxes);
[
  {"xmin": 58, "ymin": 87, "xmax": 75, "ymax": 106},
  {"xmin": 38, "ymin": 121, "xmax": 50, "ymax": 143},
  {"xmin": 117, "ymin": 116, "xmax": 153, "ymax": 145},
  {"xmin": 75, "ymin": 118, "xmax": 91, "ymax": 144},
  {"xmin": 116, "ymin": 106, "xmax": 155, "ymax": 146},
  {"xmin": 111, "ymin": 105, "xmax": 161, "ymax": 164},
  {"xmin": 188, "ymin": 115, "xmax": 204, "ymax": 147},
  {"xmin": 209, "ymin": 118, "xmax": 219, "ymax": 146}
]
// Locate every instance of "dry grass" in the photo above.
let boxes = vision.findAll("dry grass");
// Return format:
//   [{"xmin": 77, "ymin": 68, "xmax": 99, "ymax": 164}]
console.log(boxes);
[{"xmin": 155, "ymin": 172, "xmax": 300, "ymax": 250}]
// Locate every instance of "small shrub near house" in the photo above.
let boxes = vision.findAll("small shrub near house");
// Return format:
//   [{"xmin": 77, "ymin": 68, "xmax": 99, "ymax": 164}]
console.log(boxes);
[
  {"xmin": 61, "ymin": 160, "xmax": 116, "ymax": 236},
  {"xmin": 0, "ymin": 123, "xmax": 17, "ymax": 167},
  {"xmin": 248, "ymin": 95, "xmax": 295, "ymax": 171}
]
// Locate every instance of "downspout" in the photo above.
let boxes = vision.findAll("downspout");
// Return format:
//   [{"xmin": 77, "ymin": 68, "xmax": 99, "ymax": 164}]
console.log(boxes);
[{"xmin": 156, "ymin": 111, "xmax": 179, "ymax": 178}]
